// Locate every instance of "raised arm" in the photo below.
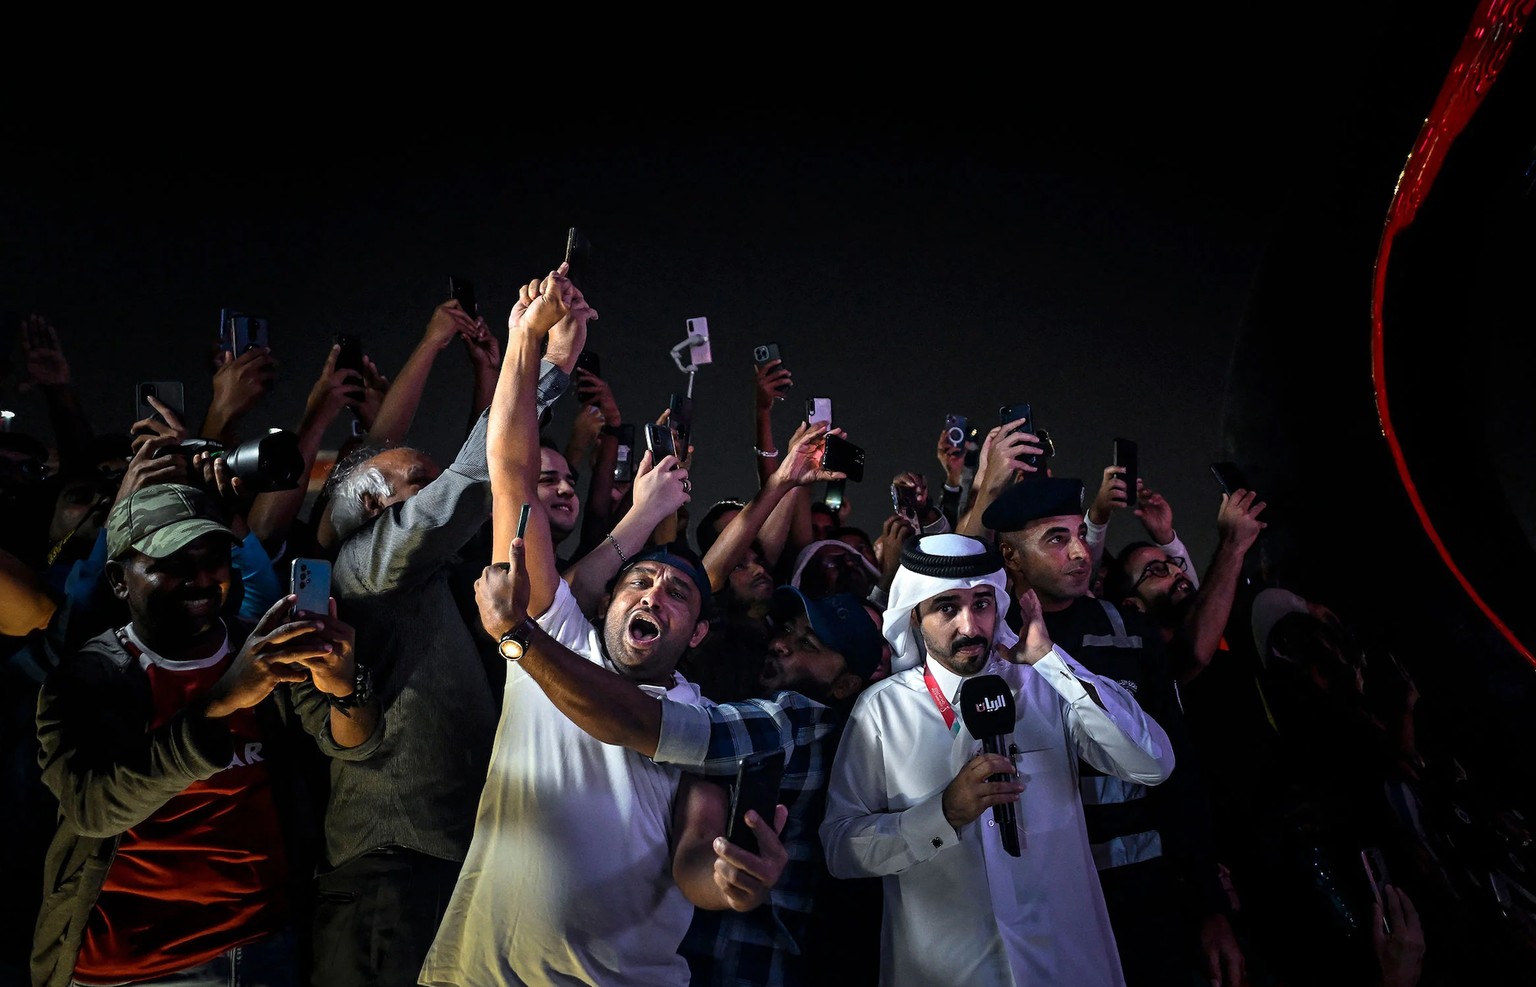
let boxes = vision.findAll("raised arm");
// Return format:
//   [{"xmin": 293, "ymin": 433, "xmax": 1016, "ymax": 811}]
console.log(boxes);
[
  {"xmin": 703, "ymin": 421, "xmax": 841, "ymax": 591},
  {"xmin": 368, "ymin": 300, "xmax": 479, "ymax": 445},
  {"xmin": 488, "ymin": 269, "xmax": 580, "ymax": 616},
  {"xmin": 246, "ymin": 342, "xmax": 357, "ymax": 552},
  {"xmin": 750, "ymin": 356, "xmax": 793, "ymax": 486},
  {"xmin": 1175, "ymin": 488, "xmax": 1266, "ymax": 683},
  {"xmin": 956, "ymin": 425, "xmax": 1046, "ymax": 537}
]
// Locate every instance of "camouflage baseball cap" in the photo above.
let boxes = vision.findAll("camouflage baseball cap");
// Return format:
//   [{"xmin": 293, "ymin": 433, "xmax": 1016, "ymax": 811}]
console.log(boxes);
[{"xmin": 106, "ymin": 484, "xmax": 239, "ymax": 560}]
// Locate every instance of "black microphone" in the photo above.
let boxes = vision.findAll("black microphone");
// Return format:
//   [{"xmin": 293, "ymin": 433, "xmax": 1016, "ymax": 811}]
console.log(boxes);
[{"xmin": 958, "ymin": 673, "xmax": 1021, "ymax": 856}]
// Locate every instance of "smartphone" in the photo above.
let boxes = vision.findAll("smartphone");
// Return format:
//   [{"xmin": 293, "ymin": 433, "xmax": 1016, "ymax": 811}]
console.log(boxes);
[
  {"xmin": 1001, "ymin": 404, "xmax": 1046, "ymax": 473},
  {"xmin": 806, "ymin": 397, "xmax": 833, "ymax": 428},
  {"xmin": 684, "ymin": 316, "xmax": 713, "ymax": 367},
  {"xmin": 668, "ymin": 393, "xmax": 694, "ymax": 454},
  {"xmin": 575, "ymin": 349, "xmax": 602, "ymax": 381},
  {"xmin": 726, "ymin": 748, "xmax": 785, "ymax": 855},
  {"xmin": 823, "ymin": 479, "xmax": 846, "ymax": 511},
  {"xmin": 334, "ymin": 333, "xmax": 366, "ymax": 402},
  {"xmin": 1114, "ymin": 438, "xmax": 1139, "ymax": 509},
  {"xmin": 135, "ymin": 380, "xmax": 186, "ymax": 427},
  {"xmin": 999, "ymin": 403, "xmax": 1032, "ymax": 435},
  {"xmin": 645, "ymin": 422, "xmax": 677, "ymax": 461},
  {"xmin": 221, "ymin": 312, "xmax": 269, "ymax": 356},
  {"xmin": 892, "ymin": 483, "xmax": 920, "ymax": 525},
  {"xmin": 448, "ymin": 275, "xmax": 478, "ymax": 320},
  {"xmin": 822, "ymin": 434, "xmax": 866, "ymax": 482},
  {"xmin": 752, "ymin": 342, "xmax": 782, "ymax": 368},
  {"xmin": 963, "ymin": 426, "xmax": 981, "ymax": 471},
  {"xmin": 1210, "ymin": 460, "xmax": 1250, "ymax": 496},
  {"xmin": 1361, "ymin": 847, "xmax": 1392, "ymax": 933},
  {"xmin": 564, "ymin": 227, "xmax": 590, "ymax": 290},
  {"xmin": 611, "ymin": 423, "xmax": 637, "ymax": 483},
  {"xmin": 290, "ymin": 558, "xmax": 332, "ymax": 617},
  {"xmin": 944, "ymin": 414, "xmax": 968, "ymax": 447},
  {"xmin": 516, "ymin": 502, "xmax": 531, "ymax": 540}
]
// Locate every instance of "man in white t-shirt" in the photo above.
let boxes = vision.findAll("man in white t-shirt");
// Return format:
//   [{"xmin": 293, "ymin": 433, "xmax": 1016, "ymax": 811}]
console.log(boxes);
[{"xmin": 419, "ymin": 265, "xmax": 787, "ymax": 987}]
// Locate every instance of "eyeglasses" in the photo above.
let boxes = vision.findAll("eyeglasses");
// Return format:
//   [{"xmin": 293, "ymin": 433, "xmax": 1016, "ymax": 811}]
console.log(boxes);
[{"xmin": 1133, "ymin": 556, "xmax": 1186, "ymax": 589}]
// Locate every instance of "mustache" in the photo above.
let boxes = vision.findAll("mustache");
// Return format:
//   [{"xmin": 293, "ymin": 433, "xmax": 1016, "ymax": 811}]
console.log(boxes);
[{"xmin": 952, "ymin": 636, "xmax": 989, "ymax": 653}]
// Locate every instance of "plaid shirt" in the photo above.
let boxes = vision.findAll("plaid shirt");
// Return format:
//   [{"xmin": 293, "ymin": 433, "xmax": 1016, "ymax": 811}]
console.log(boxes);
[{"xmin": 657, "ymin": 692, "xmax": 843, "ymax": 987}]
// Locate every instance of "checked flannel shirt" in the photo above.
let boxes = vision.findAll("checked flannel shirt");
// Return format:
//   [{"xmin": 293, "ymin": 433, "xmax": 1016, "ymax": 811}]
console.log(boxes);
[{"xmin": 656, "ymin": 692, "xmax": 844, "ymax": 987}]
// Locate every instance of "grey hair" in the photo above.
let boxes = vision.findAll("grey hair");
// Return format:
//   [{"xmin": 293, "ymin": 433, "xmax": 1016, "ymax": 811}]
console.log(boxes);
[{"xmin": 329, "ymin": 463, "xmax": 394, "ymax": 541}]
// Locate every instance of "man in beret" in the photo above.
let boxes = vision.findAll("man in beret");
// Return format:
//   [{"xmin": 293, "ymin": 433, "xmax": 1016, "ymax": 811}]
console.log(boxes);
[
  {"xmin": 819, "ymin": 532, "xmax": 1175, "ymax": 987},
  {"xmin": 983, "ymin": 478, "xmax": 1247, "ymax": 987},
  {"xmin": 32, "ymin": 484, "xmax": 379, "ymax": 987}
]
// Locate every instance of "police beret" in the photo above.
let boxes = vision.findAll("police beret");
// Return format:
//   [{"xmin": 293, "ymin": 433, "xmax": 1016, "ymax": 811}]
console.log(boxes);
[{"xmin": 981, "ymin": 477, "xmax": 1086, "ymax": 532}]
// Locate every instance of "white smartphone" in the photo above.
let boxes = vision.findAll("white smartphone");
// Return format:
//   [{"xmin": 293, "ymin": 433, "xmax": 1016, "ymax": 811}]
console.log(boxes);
[
  {"xmin": 806, "ymin": 397, "xmax": 832, "ymax": 427},
  {"xmin": 290, "ymin": 558, "xmax": 332, "ymax": 617}
]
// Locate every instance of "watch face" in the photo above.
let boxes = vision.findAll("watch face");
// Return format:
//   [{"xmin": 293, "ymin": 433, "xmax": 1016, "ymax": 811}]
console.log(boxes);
[{"xmin": 498, "ymin": 636, "xmax": 526, "ymax": 661}]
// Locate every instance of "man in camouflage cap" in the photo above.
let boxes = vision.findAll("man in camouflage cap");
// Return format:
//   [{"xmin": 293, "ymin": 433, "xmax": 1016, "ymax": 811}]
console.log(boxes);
[{"xmin": 32, "ymin": 483, "xmax": 381, "ymax": 987}]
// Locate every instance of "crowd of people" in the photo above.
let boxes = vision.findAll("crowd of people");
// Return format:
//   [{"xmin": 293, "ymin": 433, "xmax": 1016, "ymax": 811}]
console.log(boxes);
[{"xmin": 4, "ymin": 258, "xmax": 1527, "ymax": 987}]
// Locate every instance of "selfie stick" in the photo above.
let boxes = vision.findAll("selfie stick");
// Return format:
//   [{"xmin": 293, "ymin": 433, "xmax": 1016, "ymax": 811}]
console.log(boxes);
[{"xmin": 670, "ymin": 315, "xmax": 713, "ymax": 377}]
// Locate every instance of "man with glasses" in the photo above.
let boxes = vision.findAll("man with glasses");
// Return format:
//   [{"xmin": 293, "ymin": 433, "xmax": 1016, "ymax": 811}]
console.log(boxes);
[
  {"xmin": 982, "ymin": 477, "xmax": 1247, "ymax": 987},
  {"xmin": 1109, "ymin": 485, "xmax": 1268, "ymax": 688}
]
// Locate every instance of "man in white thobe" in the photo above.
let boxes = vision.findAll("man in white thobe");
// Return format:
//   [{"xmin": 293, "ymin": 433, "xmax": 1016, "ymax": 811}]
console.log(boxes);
[{"xmin": 820, "ymin": 533, "xmax": 1176, "ymax": 986}]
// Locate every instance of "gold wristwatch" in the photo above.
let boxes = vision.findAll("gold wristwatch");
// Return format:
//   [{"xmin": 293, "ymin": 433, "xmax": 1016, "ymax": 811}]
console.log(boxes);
[{"xmin": 498, "ymin": 618, "xmax": 537, "ymax": 661}]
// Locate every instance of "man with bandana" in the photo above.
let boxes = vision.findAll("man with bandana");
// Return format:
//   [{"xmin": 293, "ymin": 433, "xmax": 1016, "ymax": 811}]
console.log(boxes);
[{"xmin": 818, "ymin": 532, "xmax": 1175, "ymax": 987}]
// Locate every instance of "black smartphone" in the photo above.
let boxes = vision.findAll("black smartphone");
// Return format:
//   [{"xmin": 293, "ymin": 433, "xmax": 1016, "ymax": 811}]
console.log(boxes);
[
  {"xmin": 1001, "ymin": 404, "xmax": 1047, "ymax": 473},
  {"xmin": 1114, "ymin": 438, "xmax": 1139, "ymax": 509},
  {"xmin": 221, "ymin": 312, "xmax": 269, "ymax": 356},
  {"xmin": 1210, "ymin": 460, "xmax": 1250, "ymax": 496},
  {"xmin": 944, "ymin": 414, "xmax": 968, "ymax": 447},
  {"xmin": 611, "ymin": 424, "xmax": 637, "ymax": 483},
  {"xmin": 290, "ymin": 557, "xmax": 332, "ymax": 617},
  {"xmin": 1361, "ymin": 847, "xmax": 1392, "ymax": 933},
  {"xmin": 575, "ymin": 349, "xmax": 601, "ymax": 381},
  {"xmin": 726, "ymin": 748, "xmax": 785, "ymax": 855},
  {"xmin": 806, "ymin": 397, "xmax": 833, "ymax": 428},
  {"xmin": 752, "ymin": 342, "xmax": 782, "ymax": 368},
  {"xmin": 645, "ymin": 422, "xmax": 677, "ymax": 461},
  {"xmin": 999, "ymin": 403, "xmax": 1032, "ymax": 435},
  {"xmin": 448, "ymin": 275, "xmax": 478, "ymax": 320},
  {"xmin": 892, "ymin": 483, "xmax": 920, "ymax": 525},
  {"xmin": 963, "ymin": 426, "xmax": 981, "ymax": 471},
  {"xmin": 334, "ymin": 333, "xmax": 366, "ymax": 402},
  {"xmin": 135, "ymin": 380, "xmax": 186, "ymax": 427},
  {"xmin": 564, "ymin": 227, "xmax": 590, "ymax": 290},
  {"xmin": 822, "ymin": 434, "xmax": 865, "ymax": 482},
  {"xmin": 823, "ymin": 478, "xmax": 845, "ymax": 511},
  {"xmin": 668, "ymin": 393, "xmax": 694, "ymax": 454}
]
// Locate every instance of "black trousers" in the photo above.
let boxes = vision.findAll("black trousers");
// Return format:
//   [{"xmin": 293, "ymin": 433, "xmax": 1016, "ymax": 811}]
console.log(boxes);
[{"xmin": 310, "ymin": 846, "xmax": 464, "ymax": 987}]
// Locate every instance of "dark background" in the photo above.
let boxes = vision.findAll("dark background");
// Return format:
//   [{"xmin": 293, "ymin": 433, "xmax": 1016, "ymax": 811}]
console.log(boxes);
[{"xmin": 2, "ymin": 4, "xmax": 1474, "ymax": 572}]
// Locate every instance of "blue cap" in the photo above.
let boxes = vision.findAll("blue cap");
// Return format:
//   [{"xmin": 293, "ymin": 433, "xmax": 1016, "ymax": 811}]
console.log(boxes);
[{"xmin": 771, "ymin": 587, "xmax": 883, "ymax": 681}]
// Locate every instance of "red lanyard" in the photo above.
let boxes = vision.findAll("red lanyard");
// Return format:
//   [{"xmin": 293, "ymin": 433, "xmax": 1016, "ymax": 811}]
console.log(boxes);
[{"xmin": 922, "ymin": 664, "xmax": 962, "ymax": 736}]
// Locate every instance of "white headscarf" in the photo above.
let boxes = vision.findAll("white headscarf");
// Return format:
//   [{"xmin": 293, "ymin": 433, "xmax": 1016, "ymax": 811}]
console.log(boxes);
[
  {"xmin": 882, "ymin": 533, "xmax": 1019, "ymax": 673},
  {"xmin": 788, "ymin": 538, "xmax": 883, "ymax": 590}
]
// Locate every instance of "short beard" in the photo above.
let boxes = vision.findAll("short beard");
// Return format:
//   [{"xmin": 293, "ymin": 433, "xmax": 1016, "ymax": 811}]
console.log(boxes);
[{"xmin": 922, "ymin": 631, "xmax": 992, "ymax": 676}]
